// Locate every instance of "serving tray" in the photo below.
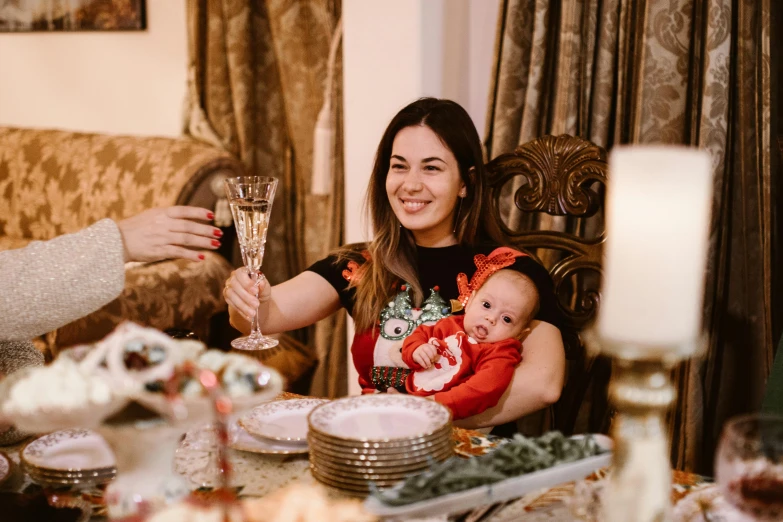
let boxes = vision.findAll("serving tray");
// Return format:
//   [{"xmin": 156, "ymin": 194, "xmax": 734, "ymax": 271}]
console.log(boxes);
[{"xmin": 363, "ymin": 434, "xmax": 612, "ymax": 519}]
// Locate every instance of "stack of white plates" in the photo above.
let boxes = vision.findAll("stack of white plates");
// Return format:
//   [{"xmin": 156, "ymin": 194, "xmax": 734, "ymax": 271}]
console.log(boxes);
[
  {"xmin": 307, "ymin": 395, "xmax": 453, "ymax": 496},
  {"xmin": 21, "ymin": 429, "xmax": 116, "ymax": 487}
]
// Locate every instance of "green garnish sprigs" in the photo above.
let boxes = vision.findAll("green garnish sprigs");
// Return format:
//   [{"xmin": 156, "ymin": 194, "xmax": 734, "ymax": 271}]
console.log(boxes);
[{"xmin": 373, "ymin": 431, "xmax": 605, "ymax": 506}]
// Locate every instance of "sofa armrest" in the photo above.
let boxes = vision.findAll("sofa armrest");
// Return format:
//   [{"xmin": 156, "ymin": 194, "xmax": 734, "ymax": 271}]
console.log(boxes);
[
  {"xmin": 0, "ymin": 127, "xmax": 245, "ymax": 240},
  {"xmin": 176, "ymin": 157, "xmax": 245, "ymax": 210}
]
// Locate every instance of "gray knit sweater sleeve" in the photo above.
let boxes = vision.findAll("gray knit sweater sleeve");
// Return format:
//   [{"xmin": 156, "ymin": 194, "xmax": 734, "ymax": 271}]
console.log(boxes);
[
  {"xmin": 0, "ymin": 219, "xmax": 126, "ymax": 341},
  {"xmin": 0, "ymin": 340, "xmax": 45, "ymax": 445}
]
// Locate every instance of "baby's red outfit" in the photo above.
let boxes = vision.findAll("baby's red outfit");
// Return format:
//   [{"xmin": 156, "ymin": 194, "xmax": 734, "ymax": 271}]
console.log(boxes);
[{"xmin": 401, "ymin": 315, "xmax": 522, "ymax": 420}]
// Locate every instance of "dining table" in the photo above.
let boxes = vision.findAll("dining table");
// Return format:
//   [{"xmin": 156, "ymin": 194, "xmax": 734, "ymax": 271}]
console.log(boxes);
[{"xmin": 0, "ymin": 392, "xmax": 711, "ymax": 521}]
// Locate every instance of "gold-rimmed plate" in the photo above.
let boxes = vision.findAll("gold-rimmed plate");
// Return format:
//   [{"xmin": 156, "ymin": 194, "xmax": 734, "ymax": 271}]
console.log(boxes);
[
  {"xmin": 307, "ymin": 423, "xmax": 452, "ymax": 451},
  {"xmin": 309, "ymin": 470, "xmax": 373, "ymax": 495},
  {"xmin": 25, "ymin": 466, "xmax": 116, "ymax": 479},
  {"xmin": 310, "ymin": 466, "xmax": 397, "ymax": 493},
  {"xmin": 23, "ymin": 463, "xmax": 117, "ymax": 479},
  {"xmin": 310, "ymin": 455, "xmax": 443, "ymax": 481},
  {"xmin": 239, "ymin": 398, "xmax": 329, "ymax": 443},
  {"xmin": 227, "ymin": 420, "xmax": 309, "ymax": 455},
  {"xmin": 27, "ymin": 468, "xmax": 115, "ymax": 487},
  {"xmin": 311, "ymin": 441, "xmax": 453, "ymax": 464},
  {"xmin": 308, "ymin": 395, "xmax": 451, "ymax": 443},
  {"xmin": 309, "ymin": 442, "xmax": 453, "ymax": 468},
  {"xmin": 310, "ymin": 463, "xmax": 405, "ymax": 488},
  {"xmin": 308, "ymin": 431, "xmax": 452, "ymax": 458},
  {"xmin": 21, "ymin": 429, "xmax": 115, "ymax": 473}
]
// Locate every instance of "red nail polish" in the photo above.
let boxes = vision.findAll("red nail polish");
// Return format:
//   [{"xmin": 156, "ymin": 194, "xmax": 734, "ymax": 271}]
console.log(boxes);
[
  {"xmin": 198, "ymin": 254, "xmax": 205, "ymax": 260},
  {"xmin": 211, "ymin": 239, "xmax": 221, "ymax": 247},
  {"xmin": 206, "ymin": 212, "xmax": 215, "ymax": 220},
  {"xmin": 213, "ymin": 229, "xmax": 223, "ymax": 237}
]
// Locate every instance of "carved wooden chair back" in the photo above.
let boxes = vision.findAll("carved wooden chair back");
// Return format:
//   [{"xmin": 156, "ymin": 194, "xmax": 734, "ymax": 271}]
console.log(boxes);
[{"xmin": 483, "ymin": 134, "xmax": 611, "ymax": 435}]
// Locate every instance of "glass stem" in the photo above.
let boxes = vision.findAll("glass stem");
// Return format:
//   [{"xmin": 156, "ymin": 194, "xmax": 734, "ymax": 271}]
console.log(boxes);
[{"xmin": 250, "ymin": 272, "xmax": 263, "ymax": 339}]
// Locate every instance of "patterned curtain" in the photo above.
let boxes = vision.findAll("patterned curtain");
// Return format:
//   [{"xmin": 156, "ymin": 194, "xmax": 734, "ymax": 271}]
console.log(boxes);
[
  {"xmin": 486, "ymin": 0, "xmax": 776, "ymax": 473},
  {"xmin": 183, "ymin": 0, "xmax": 347, "ymax": 398}
]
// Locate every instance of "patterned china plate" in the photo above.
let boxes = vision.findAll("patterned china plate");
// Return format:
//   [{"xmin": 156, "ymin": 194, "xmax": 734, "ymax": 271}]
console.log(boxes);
[
  {"xmin": 26, "ymin": 466, "xmax": 116, "ymax": 479},
  {"xmin": 228, "ymin": 420, "xmax": 309, "ymax": 455},
  {"xmin": 239, "ymin": 399, "xmax": 329, "ymax": 443},
  {"xmin": 22, "ymin": 429, "xmax": 115, "ymax": 472},
  {"xmin": 307, "ymin": 425, "xmax": 452, "ymax": 453},
  {"xmin": 309, "ymin": 437, "xmax": 453, "ymax": 463},
  {"xmin": 27, "ymin": 468, "xmax": 115, "ymax": 487},
  {"xmin": 309, "ymin": 467, "xmax": 378, "ymax": 494},
  {"xmin": 310, "ymin": 444, "xmax": 453, "ymax": 471},
  {"xmin": 310, "ymin": 463, "xmax": 404, "ymax": 488},
  {"xmin": 308, "ymin": 395, "xmax": 451, "ymax": 442},
  {"xmin": 311, "ymin": 454, "xmax": 448, "ymax": 481}
]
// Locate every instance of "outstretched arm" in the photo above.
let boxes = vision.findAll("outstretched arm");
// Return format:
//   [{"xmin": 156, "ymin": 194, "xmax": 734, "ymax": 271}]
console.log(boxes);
[
  {"xmin": 0, "ymin": 220, "xmax": 124, "ymax": 341},
  {"xmin": 454, "ymin": 320, "xmax": 565, "ymax": 428},
  {"xmin": 0, "ymin": 206, "xmax": 222, "ymax": 341}
]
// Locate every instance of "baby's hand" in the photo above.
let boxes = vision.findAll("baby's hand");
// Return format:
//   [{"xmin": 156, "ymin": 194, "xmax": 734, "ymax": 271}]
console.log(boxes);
[{"xmin": 412, "ymin": 342, "xmax": 440, "ymax": 369}]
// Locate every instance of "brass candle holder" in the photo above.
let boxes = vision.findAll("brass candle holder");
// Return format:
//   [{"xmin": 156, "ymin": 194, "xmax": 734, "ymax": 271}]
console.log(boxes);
[
  {"xmin": 586, "ymin": 334, "xmax": 705, "ymax": 522},
  {"xmin": 591, "ymin": 146, "xmax": 713, "ymax": 521}
]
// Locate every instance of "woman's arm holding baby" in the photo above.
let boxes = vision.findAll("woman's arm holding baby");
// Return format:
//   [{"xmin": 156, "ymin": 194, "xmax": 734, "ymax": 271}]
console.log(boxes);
[{"xmin": 454, "ymin": 320, "xmax": 565, "ymax": 429}]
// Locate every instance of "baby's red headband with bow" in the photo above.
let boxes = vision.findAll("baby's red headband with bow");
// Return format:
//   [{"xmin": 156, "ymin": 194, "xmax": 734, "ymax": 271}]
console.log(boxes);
[{"xmin": 456, "ymin": 247, "xmax": 528, "ymax": 308}]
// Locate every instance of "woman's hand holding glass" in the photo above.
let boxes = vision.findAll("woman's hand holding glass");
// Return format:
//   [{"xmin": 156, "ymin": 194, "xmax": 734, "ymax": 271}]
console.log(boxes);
[{"xmin": 224, "ymin": 267, "xmax": 271, "ymax": 331}]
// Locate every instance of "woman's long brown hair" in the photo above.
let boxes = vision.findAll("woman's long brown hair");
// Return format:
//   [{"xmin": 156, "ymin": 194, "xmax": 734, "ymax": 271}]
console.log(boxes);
[{"xmin": 339, "ymin": 98, "xmax": 491, "ymax": 331}]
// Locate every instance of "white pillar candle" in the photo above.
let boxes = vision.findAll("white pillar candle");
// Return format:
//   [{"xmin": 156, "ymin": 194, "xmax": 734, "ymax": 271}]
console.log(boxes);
[{"xmin": 597, "ymin": 146, "xmax": 713, "ymax": 348}]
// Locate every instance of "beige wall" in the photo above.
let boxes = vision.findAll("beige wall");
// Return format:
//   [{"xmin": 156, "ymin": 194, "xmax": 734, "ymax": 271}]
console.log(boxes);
[
  {"xmin": 342, "ymin": 0, "xmax": 499, "ymax": 245},
  {"xmin": 0, "ymin": 0, "xmax": 187, "ymax": 137}
]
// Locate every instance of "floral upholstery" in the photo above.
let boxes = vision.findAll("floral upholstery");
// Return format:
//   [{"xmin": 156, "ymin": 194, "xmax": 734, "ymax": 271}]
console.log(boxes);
[
  {"xmin": 0, "ymin": 126, "xmax": 244, "ymax": 353},
  {"xmin": 55, "ymin": 253, "xmax": 231, "ymax": 348},
  {"xmin": 0, "ymin": 127, "xmax": 242, "ymax": 235}
]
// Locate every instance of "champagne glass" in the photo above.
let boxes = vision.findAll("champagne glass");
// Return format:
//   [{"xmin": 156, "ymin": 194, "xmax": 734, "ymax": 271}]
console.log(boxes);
[
  {"xmin": 224, "ymin": 176, "xmax": 279, "ymax": 350},
  {"xmin": 715, "ymin": 413, "xmax": 783, "ymax": 521}
]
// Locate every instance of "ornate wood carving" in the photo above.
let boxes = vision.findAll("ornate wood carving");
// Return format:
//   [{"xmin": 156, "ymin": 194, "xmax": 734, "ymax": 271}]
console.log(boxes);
[
  {"xmin": 488, "ymin": 134, "xmax": 608, "ymax": 217},
  {"xmin": 485, "ymin": 135, "xmax": 608, "ymax": 333}
]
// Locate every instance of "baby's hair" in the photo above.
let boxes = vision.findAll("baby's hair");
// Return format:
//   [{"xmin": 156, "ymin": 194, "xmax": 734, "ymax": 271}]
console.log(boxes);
[{"xmin": 489, "ymin": 269, "xmax": 540, "ymax": 322}]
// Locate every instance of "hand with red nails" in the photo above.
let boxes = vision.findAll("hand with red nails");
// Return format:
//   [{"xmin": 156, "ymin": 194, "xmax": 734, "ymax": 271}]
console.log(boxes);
[{"xmin": 117, "ymin": 206, "xmax": 222, "ymax": 263}]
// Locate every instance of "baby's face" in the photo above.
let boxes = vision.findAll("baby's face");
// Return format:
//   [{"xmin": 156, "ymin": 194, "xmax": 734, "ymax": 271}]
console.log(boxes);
[{"xmin": 462, "ymin": 271, "xmax": 536, "ymax": 344}]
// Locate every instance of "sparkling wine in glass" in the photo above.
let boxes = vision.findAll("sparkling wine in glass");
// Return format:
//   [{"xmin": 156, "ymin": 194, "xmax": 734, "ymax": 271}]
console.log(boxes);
[
  {"xmin": 224, "ymin": 176, "xmax": 279, "ymax": 350},
  {"xmin": 715, "ymin": 414, "xmax": 783, "ymax": 521}
]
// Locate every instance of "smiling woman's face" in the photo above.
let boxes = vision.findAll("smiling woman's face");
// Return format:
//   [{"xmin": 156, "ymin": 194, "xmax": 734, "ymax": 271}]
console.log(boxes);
[{"xmin": 385, "ymin": 125, "xmax": 465, "ymax": 247}]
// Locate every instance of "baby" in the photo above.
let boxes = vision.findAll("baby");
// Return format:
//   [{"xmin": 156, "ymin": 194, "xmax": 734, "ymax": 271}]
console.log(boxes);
[{"xmin": 401, "ymin": 263, "xmax": 539, "ymax": 420}]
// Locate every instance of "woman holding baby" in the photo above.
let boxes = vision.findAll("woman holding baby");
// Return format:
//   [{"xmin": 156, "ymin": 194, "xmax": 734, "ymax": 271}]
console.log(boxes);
[{"xmin": 223, "ymin": 98, "xmax": 566, "ymax": 430}]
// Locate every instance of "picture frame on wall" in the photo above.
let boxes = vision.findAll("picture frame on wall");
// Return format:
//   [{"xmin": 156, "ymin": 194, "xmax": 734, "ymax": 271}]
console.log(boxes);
[{"xmin": 0, "ymin": 0, "xmax": 146, "ymax": 32}]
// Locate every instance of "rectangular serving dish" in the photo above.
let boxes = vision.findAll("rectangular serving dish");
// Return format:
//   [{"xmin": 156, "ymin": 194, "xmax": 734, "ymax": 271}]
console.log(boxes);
[{"xmin": 363, "ymin": 434, "xmax": 612, "ymax": 519}]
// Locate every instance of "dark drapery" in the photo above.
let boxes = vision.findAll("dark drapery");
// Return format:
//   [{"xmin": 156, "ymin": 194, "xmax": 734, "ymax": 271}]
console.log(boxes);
[
  {"xmin": 486, "ymin": 0, "xmax": 776, "ymax": 473},
  {"xmin": 183, "ymin": 0, "xmax": 347, "ymax": 397}
]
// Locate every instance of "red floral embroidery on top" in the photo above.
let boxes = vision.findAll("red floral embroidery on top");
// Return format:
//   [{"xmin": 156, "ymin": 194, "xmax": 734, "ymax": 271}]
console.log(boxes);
[
  {"xmin": 342, "ymin": 261, "xmax": 360, "ymax": 282},
  {"xmin": 342, "ymin": 250, "xmax": 371, "ymax": 283},
  {"xmin": 456, "ymin": 247, "xmax": 528, "ymax": 306}
]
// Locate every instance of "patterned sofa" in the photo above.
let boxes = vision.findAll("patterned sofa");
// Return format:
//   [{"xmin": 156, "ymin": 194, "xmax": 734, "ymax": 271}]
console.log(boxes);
[{"xmin": 0, "ymin": 126, "xmax": 244, "ymax": 355}]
